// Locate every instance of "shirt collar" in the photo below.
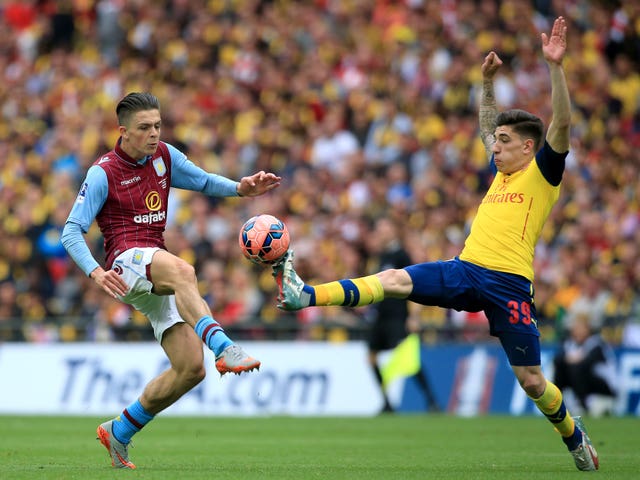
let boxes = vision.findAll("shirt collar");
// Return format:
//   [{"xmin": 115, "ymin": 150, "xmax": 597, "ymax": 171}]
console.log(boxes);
[{"xmin": 114, "ymin": 137, "xmax": 151, "ymax": 166}]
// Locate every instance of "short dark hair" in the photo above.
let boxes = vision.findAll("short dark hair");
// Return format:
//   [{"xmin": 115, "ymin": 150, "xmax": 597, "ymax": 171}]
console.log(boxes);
[
  {"xmin": 495, "ymin": 109, "xmax": 544, "ymax": 151},
  {"xmin": 116, "ymin": 92, "xmax": 160, "ymax": 126}
]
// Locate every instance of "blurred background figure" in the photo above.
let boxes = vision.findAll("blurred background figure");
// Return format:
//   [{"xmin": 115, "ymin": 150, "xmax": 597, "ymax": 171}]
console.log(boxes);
[
  {"xmin": 552, "ymin": 315, "xmax": 618, "ymax": 417},
  {"xmin": 365, "ymin": 217, "xmax": 439, "ymax": 413}
]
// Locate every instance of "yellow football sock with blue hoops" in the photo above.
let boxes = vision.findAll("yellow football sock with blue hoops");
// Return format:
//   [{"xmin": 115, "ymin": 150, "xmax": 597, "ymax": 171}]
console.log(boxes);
[
  {"xmin": 531, "ymin": 380, "xmax": 574, "ymax": 436},
  {"xmin": 311, "ymin": 275, "xmax": 384, "ymax": 307},
  {"xmin": 530, "ymin": 380, "xmax": 581, "ymax": 449}
]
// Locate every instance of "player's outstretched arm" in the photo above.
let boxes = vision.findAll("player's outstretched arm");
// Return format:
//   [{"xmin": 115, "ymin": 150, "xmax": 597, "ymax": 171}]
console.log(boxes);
[
  {"xmin": 542, "ymin": 16, "xmax": 571, "ymax": 153},
  {"xmin": 479, "ymin": 51, "xmax": 502, "ymax": 158}
]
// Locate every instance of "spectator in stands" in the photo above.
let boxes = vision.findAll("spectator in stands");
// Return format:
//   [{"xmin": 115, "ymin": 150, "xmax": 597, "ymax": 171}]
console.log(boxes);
[
  {"xmin": 562, "ymin": 271, "xmax": 611, "ymax": 332},
  {"xmin": 0, "ymin": 0, "xmax": 637, "ymax": 347},
  {"xmin": 363, "ymin": 96, "xmax": 414, "ymax": 167},
  {"xmin": 0, "ymin": 280, "xmax": 25, "ymax": 341},
  {"xmin": 602, "ymin": 267, "xmax": 639, "ymax": 344},
  {"xmin": 310, "ymin": 104, "xmax": 360, "ymax": 175}
]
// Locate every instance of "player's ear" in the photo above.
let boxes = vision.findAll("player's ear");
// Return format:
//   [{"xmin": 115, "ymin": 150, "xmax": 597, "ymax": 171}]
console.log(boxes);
[
  {"xmin": 119, "ymin": 125, "xmax": 128, "ymax": 139},
  {"xmin": 523, "ymin": 138, "xmax": 535, "ymax": 155}
]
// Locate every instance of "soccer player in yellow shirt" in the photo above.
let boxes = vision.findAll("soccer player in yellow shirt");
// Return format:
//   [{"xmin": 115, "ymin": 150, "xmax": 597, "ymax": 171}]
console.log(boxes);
[{"xmin": 273, "ymin": 17, "xmax": 598, "ymax": 471}]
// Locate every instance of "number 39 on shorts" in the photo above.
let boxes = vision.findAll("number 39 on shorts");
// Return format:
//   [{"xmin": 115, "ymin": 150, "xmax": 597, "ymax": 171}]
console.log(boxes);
[{"xmin": 507, "ymin": 300, "xmax": 532, "ymax": 325}]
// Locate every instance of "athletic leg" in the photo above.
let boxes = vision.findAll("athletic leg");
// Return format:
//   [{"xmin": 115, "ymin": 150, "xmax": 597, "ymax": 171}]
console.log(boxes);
[
  {"xmin": 272, "ymin": 251, "xmax": 469, "ymax": 311},
  {"xmin": 413, "ymin": 367, "xmax": 441, "ymax": 412},
  {"xmin": 97, "ymin": 323, "xmax": 205, "ymax": 469},
  {"xmin": 481, "ymin": 264, "xmax": 599, "ymax": 472},
  {"xmin": 275, "ymin": 261, "xmax": 400, "ymax": 310},
  {"xmin": 141, "ymin": 322, "xmax": 206, "ymax": 413},
  {"xmin": 111, "ymin": 324, "xmax": 204, "ymax": 433},
  {"xmin": 511, "ymin": 363, "xmax": 577, "ymax": 439},
  {"xmin": 149, "ymin": 249, "xmax": 217, "ymax": 326},
  {"xmin": 503, "ymin": 333, "xmax": 598, "ymax": 471},
  {"xmin": 369, "ymin": 350, "xmax": 394, "ymax": 413},
  {"xmin": 147, "ymin": 249, "xmax": 259, "ymax": 372}
]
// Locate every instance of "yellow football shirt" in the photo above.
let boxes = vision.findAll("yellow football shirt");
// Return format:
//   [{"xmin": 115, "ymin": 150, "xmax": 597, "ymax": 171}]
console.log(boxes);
[{"xmin": 459, "ymin": 159, "xmax": 560, "ymax": 282}]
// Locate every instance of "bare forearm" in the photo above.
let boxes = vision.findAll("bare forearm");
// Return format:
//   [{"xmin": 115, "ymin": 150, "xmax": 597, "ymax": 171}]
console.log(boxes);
[
  {"xmin": 547, "ymin": 63, "xmax": 571, "ymax": 152},
  {"xmin": 550, "ymin": 63, "xmax": 571, "ymax": 127},
  {"xmin": 479, "ymin": 78, "xmax": 498, "ymax": 154}
]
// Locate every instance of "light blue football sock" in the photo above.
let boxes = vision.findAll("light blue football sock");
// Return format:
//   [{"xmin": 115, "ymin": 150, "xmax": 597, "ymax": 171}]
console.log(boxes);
[
  {"xmin": 111, "ymin": 399, "xmax": 154, "ymax": 444},
  {"xmin": 194, "ymin": 316, "xmax": 233, "ymax": 356}
]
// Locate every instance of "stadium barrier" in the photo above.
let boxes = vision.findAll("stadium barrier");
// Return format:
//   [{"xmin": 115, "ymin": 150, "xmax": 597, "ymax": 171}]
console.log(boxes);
[
  {"xmin": 0, "ymin": 342, "xmax": 637, "ymax": 416},
  {"xmin": 399, "ymin": 343, "xmax": 639, "ymax": 416}
]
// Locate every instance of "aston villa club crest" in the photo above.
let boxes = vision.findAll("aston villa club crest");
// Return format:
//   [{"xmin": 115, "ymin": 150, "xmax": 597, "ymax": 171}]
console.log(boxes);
[
  {"xmin": 132, "ymin": 249, "xmax": 144, "ymax": 265},
  {"xmin": 152, "ymin": 157, "xmax": 166, "ymax": 176}
]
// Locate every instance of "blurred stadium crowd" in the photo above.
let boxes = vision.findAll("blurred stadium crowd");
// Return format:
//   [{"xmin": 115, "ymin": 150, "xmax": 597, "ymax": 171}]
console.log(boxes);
[{"xmin": 0, "ymin": 0, "xmax": 638, "ymax": 346}]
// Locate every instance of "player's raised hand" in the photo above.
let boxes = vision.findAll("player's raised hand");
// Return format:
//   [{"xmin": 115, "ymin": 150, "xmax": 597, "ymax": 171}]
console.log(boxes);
[
  {"xmin": 481, "ymin": 51, "xmax": 502, "ymax": 79},
  {"xmin": 237, "ymin": 171, "xmax": 282, "ymax": 197},
  {"xmin": 541, "ymin": 16, "xmax": 567, "ymax": 65}
]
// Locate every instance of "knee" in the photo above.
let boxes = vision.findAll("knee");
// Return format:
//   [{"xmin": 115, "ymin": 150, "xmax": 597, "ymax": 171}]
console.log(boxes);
[
  {"xmin": 376, "ymin": 269, "xmax": 412, "ymax": 296},
  {"xmin": 179, "ymin": 363, "xmax": 206, "ymax": 390},
  {"xmin": 174, "ymin": 259, "xmax": 196, "ymax": 283},
  {"xmin": 155, "ymin": 258, "xmax": 196, "ymax": 292},
  {"xmin": 519, "ymin": 374, "xmax": 547, "ymax": 398},
  {"xmin": 377, "ymin": 268, "xmax": 400, "ymax": 284}
]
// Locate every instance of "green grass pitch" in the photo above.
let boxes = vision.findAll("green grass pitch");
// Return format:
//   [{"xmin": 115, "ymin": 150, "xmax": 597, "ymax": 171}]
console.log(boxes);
[{"xmin": 0, "ymin": 415, "xmax": 637, "ymax": 479}]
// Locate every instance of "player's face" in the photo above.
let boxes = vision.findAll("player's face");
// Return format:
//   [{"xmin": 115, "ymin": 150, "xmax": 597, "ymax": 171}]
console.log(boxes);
[
  {"xmin": 120, "ymin": 109, "xmax": 161, "ymax": 160},
  {"xmin": 492, "ymin": 125, "xmax": 534, "ymax": 174}
]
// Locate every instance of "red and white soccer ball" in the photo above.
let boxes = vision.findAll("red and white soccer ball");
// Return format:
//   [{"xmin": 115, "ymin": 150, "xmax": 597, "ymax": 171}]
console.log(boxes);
[{"xmin": 238, "ymin": 214, "xmax": 290, "ymax": 265}]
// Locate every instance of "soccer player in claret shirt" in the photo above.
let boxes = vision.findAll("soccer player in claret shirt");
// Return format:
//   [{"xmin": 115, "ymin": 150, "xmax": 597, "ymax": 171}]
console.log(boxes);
[
  {"xmin": 62, "ymin": 92, "xmax": 280, "ymax": 469},
  {"xmin": 274, "ymin": 17, "xmax": 599, "ymax": 471}
]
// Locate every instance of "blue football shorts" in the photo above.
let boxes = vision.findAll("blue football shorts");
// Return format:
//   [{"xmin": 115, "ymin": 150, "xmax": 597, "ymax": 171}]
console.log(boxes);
[{"xmin": 405, "ymin": 257, "xmax": 541, "ymax": 366}]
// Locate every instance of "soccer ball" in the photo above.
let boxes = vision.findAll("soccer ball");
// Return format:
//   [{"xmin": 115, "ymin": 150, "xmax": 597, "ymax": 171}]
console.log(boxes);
[{"xmin": 239, "ymin": 214, "xmax": 290, "ymax": 265}]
